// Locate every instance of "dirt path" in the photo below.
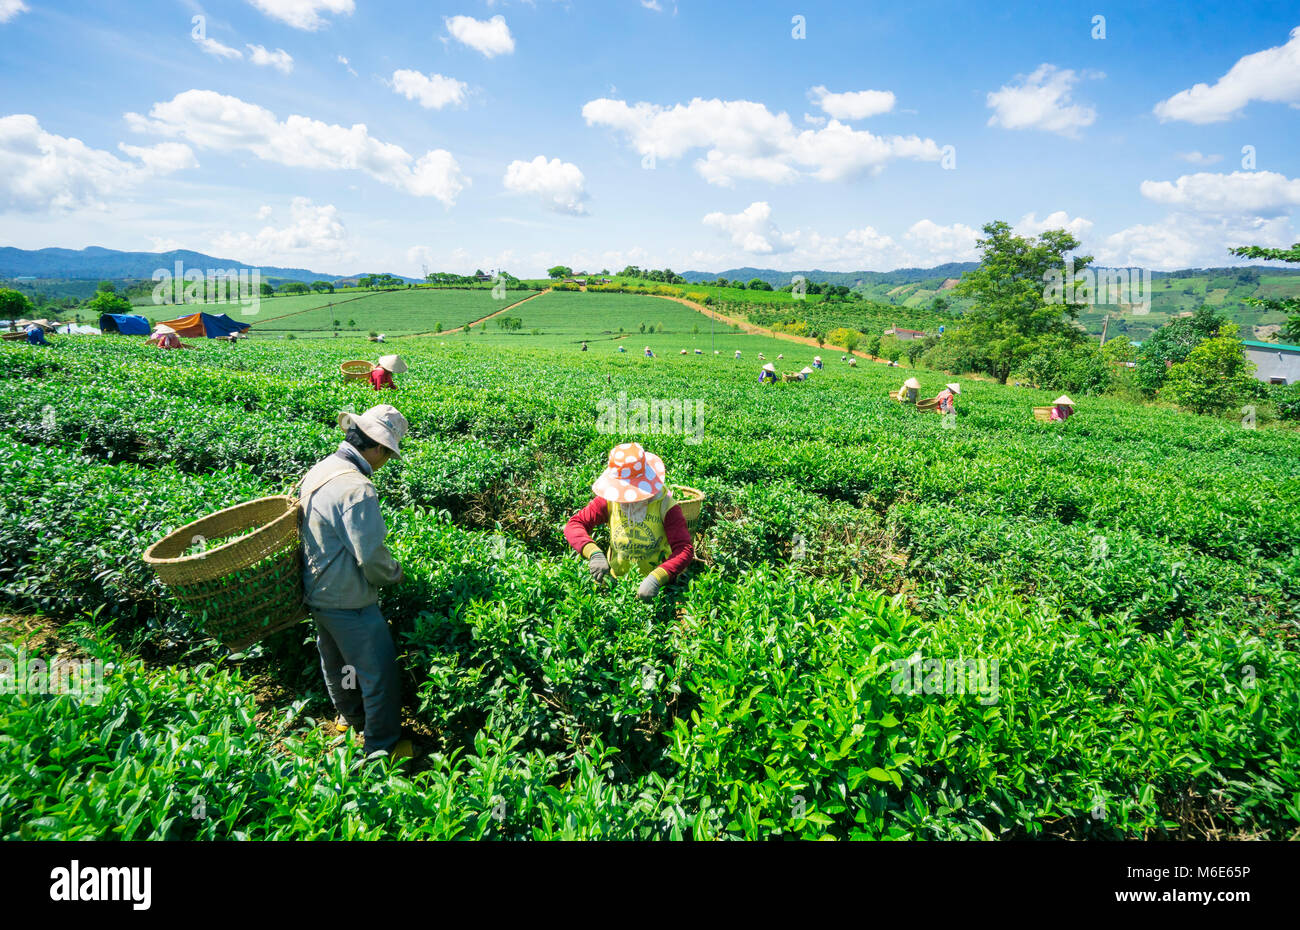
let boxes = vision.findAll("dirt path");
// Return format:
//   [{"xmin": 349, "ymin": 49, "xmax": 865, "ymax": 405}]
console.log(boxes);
[
  {"xmin": 403, "ymin": 288, "xmax": 552, "ymax": 338},
  {"xmin": 652, "ymin": 294, "xmax": 895, "ymax": 365}
]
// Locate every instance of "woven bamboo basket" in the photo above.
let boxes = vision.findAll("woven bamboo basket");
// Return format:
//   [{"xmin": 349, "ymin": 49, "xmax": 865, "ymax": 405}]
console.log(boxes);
[
  {"xmin": 2, "ymin": 332, "xmax": 28, "ymax": 341},
  {"xmin": 341, "ymin": 360, "xmax": 375, "ymax": 381},
  {"xmin": 1033, "ymin": 406, "xmax": 1055, "ymax": 422},
  {"xmin": 142, "ymin": 496, "xmax": 307, "ymax": 650},
  {"xmin": 782, "ymin": 372, "xmax": 802, "ymax": 383},
  {"xmin": 916, "ymin": 397, "xmax": 942, "ymax": 413},
  {"xmin": 671, "ymin": 484, "xmax": 705, "ymax": 531}
]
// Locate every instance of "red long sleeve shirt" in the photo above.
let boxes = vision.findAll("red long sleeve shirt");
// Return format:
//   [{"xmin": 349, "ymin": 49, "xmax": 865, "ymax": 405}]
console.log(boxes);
[
  {"xmin": 369, "ymin": 367, "xmax": 395, "ymax": 390},
  {"xmin": 564, "ymin": 496, "xmax": 695, "ymax": 581}
]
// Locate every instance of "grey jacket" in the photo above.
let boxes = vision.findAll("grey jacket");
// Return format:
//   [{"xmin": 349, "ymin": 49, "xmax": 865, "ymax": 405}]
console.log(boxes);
[{"xmin": 299, "ymin": 442, "xmax": 404, "ymax": 610}]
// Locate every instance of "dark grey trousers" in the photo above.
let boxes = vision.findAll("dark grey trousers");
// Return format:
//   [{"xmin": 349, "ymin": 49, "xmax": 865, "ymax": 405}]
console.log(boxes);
[{"xmin": 311, "ymin": 604, "xmax": 401, "ymax": 754}]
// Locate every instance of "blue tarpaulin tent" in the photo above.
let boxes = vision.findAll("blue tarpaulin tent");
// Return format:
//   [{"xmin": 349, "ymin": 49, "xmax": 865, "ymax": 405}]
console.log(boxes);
[
  {"xmin": 200, "ymin": 312, "xmax": 252, "ymax": 338},
  {"xmin": 99, "ymin": 313, "xmax": 151, "ymax": 335}
]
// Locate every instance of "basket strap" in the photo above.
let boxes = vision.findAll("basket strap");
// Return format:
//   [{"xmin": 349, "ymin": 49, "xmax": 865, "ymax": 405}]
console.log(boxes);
[{"xmin": 296, "ymin": 468, "xmax": 363, "ymax": 505}]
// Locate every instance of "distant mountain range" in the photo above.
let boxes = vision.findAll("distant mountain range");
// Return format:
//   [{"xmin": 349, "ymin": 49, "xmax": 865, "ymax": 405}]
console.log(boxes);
[
  {"xmin": 0, "ymin": 247, "xmax": 418, "ymax": 285},
  {"xmin": 682, "ymin": 264, "xmax": 981, "ymax": 287}
]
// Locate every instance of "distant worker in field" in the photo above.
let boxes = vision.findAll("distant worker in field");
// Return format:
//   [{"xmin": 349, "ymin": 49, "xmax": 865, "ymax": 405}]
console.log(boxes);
[
  {"xmin": 369, "ymin": 354, "xmax": 407, "ymax": 391},
  {"xmin": 813, "ymin": 356, "xmax": 823, "ymax": 370},
  {"xmin": 25, "ymin": 322, "xmax": 49, "ymax": 346},
  {"xmin": 1050, "ymin": 395, "xmax": 1076, "ymax": 422},
  {"xmin": 897, "ymin": 377, "xmax": 921, "ymax": 404},
  {"xmin": 147, "ymin": 323, "xmax": 193, "ymax": 350},
  {"xmin": 848, "ymin": 357, "xmax": 858, "ymax": 367},
  {"xmin": 759, "ymin": 362, "xmax": 777, "ymax": 383},
  {"xmin": 734, "ymin": 349, "xmax": 741, "ymax": 359},
  {"xmin": 936, "ymin": 382, "xmax": 961, "ymax": 414},
  {"xmin": 694, "ymin": 348, "xmax": 702, "ymax": 354},
  {"xmin": 680, "ymin": 349, "xmax": 687, "ymax": 355},
  {"xmin": 299, "ymin": 404, "xmax": 410, "ymax": 761},
  {"xmin": 644, "ymin": 345, "xmax": 655, "ymax": 358},
  {"xmin": 777, "ymin": 354, "xmax": 784, "ymax": 360},
  {"xmin": 564, "ymin": 442, "xmax": 694, "ymax": 604},
  {"xmin": 618, "ymin": 345, "xmax": 626, "ymax": 352},
  {"xmin": 581, "ymin": 341, "xmax": 588, "ymax": 352},
  {"xmin": 375, "ymin": 333, "xmax": 387, "ymax": 343},
  {"xmin": 758, "ymin": 352, "xmax": 766, "ymax": 360}
]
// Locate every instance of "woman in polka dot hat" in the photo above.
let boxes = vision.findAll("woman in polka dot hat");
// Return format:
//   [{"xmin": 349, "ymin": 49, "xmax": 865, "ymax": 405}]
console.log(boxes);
[{"xmin": 564, "ymin": 442, "xmax": 695, "ymax": 602}]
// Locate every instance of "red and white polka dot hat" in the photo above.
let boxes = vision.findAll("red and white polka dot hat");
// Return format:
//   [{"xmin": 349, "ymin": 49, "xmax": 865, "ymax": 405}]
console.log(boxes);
[{"xmin": 592, "ymin": 442, "xmax": 666, "ymax": 503}]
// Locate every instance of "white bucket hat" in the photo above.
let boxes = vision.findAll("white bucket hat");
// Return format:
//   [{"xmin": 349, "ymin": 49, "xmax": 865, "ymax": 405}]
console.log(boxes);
[
  {"xmin": 338, "ymin": 404, "xmax": 408, "ymax": 458},
  {"xmin": 946, "ymin": 383, "xmax": 962, "ymax": 394},
  {"xmin": 762, "ymin": 363, "xmax": 776, "ymax": 372},
  {"xmin": 1053, "ymin": 395, "xmax": 1075, "ymax": 406},
  {"xmin": 378, "ymin": 354, "xmax": 407, "ymax": 373}
]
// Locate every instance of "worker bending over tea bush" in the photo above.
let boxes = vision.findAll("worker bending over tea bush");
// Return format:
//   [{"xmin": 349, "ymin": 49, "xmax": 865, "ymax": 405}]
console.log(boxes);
[{"xmin": 564, "ymin": 442, "xmax": 694, "ymax": 603}]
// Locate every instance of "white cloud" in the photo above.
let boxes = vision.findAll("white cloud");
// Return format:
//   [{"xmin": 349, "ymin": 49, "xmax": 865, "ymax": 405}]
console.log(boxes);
[
  {"xmin": 702, "ymin": 201, "xmax": 795, "ymax": 254},
  {"xmin": 903, "ymin": 219, "xmax": 981, "ymax": 264},
  {"xmin": 212, "ymin": 197, "xmax": 349, "ymax": 262},
  {"xmin": 390, "ymin": 70, "xmax": 468, "ymax": 110},
  {"xmin": 583, "ymin": 96, "xmax": 944, "ymax": 186},
  {"xmin": 986, "ymin": 64, "xmax": 1099, "ymax": 137},
  {"xmin": 148, "ymin": 236, "xmax": 186, "ymax": 253},
  {"xmin": 808, "ymin": 85, "xmax": 896, "ymax": 120},
  {"xmin": 641, "ymin": 0, "xmax": 663, "ymax": 10},
  {"xmin": 246, "ymin": 0, "xmax": 354, "ymax": 31},
  {"xmin": 1140, "ymin": 170, "xmax": 1300, "ymax": 216},
  {"xmin": 503, "ymin": 155, "xmax": 589, "ymax": 215},
  {"xmin": 1177, "ymin": 151, "xmax": 1222, "ymax": 166},
  {"xmin": 0, "ymin": 114, "xmax": 195, "ymax": 212},
  {"xmin": 1015, "ymin": 210, "xmax": 1094, "ymax": 240},
  {"xmin": 444, "ymin": 15, "xmax": 514, "ymax": 58},
  {"xmin": 247, "ymin": 45, "xmax": 294, "ymax": 74},
  {"xmin": 257, "ymin": 204, "xmax": 273, "ymax": 219},
  {"xmin": 1154, "ymin": 26, "xmax": 1300, "ymax": 123},
  {"xmin": 125, "ymin": 90, "xmax": 468, "ymax": 205},
  {"xmin": 337, "ymin": 55, "xmax": 357, "ymax": 76},
  {"xmin": 194, "ymin": 34, "xmax": 243, "ymax": 60},
  {"xmin": 1096, "ymin": 214, "xmax": 1295, "ymax": 271},
  {"xmin": 0, "ymin": 1, "xmax": 30, "ymax": 24}
]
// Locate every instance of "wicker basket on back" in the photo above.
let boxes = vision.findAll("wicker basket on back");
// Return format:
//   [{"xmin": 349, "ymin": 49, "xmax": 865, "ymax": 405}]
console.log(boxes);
[
  {"xmin": 142, "ymin": 496, "xmax": 306, "ymax": 650},
  {"xmin": 1033, "ymin": 406, "xmax": 1055, "ymax": 422},
  {"xmin": 670, "ymin": 484, "xmax": 705, "ymax": 531},
  {"xmin": 341, "ymin": 360, "xmax": 375, "ymax": 381}
]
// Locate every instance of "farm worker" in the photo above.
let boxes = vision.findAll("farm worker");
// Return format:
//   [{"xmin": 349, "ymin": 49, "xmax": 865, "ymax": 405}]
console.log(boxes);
[
  {"xmin": 796, "ymin": 366, "xmax": 813, "ymax": 381},
  {"xmin": 936, "ymin": 382, "xmax": 961, "ymax": 414},
  {"xmin": 1050, "ymin": 395, "xmax": 1075, "ymax": 421},
  {"xmin": 581, "ymin": 342, "xmax": 588, "ymax": 352},
  {"xmin": 759, "ymin": 362, "xmax": 777, "ymax": 384},
  {"xmin": 841, "ymin": 355, "xmax": 847, "ymax": 362},
  {"xmin": 148, "ymin": 323, "xmax": 193, "ymax": 350},
  {"xmin": 680, "ymin": 349, "xmax": 687, "ymax": 355},
  {"xmin": 813, "ymin": 356, "xmax": 823, "ymax": 369},
  {"xmin": 694, "ymin": 349, "xmax": 702, "ymax": 354},
  {"xmin": 848, "ymin": 357, "xmax": 858, "ymax": 367},
  {"xmin": 758, "ymin": 352, "xmax": 766, "ymax": 360},
  {"xmin": 564, "ymin": 442, "xmax": 694, "ymax": 603},
  {"xmin": 644, "ymin": 346, "xmax": 655, "ymax": 358},
  {"xmin": 375, "ymin": 333, "xmax": 387, "ymax": 343},
  {"xmin": 777, "ymin": 354, "xmax": 784, "ymax": 360},
  {"xmin": 25, "ymin": 323, "xmax": 48, "ymax": 346},
  {"xmin": 618, "ymin": 345, "xmax": 626, "ymax": 353},
  {"xmin": 298, "ymin": 404, "xmax": 411, "ymax": 761},
  {"xmin": 898, "ymin": 377, "xmax": 921, "ymax": 404},
  {"xmin": 370, "ymin": 354, "xmax": 407, "ymax": 391},
  {"xmin": 734, "ymin": 350, "xmax": 742, "ymax": 359}
]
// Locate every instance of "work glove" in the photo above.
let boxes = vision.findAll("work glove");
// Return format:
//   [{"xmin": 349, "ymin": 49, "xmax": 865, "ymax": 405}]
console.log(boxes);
[
  {"xmin": 637, "ymin": 573, "xmax": 662, "ymax": 602},
  {"xmin": 587, "ymin": 550, "xmax": 611, "ymax": 584}
]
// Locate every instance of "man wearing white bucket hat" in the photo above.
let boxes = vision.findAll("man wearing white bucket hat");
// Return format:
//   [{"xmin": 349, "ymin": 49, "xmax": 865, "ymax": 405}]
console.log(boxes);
[
  {"xmin": 370, "ymin": 354, "xmax": 407, "ymax": 391},
  {"xmin": 1049, "ymin": 395, "xmax": 1075, "ymax": 422},
  {"xmin": 298, "ymin": 404, "xmax": 411, "ymax": 761},
  {"xmin": 759, "ymin": 362, "xmax": 777, "ymax": 384},
  {"xmin": 936, "ymin": 382, "xmax": 961, "ymax": 414}
]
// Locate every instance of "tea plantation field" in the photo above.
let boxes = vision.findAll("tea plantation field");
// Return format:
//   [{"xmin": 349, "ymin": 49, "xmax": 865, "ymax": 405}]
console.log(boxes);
[{"xmin": 0, "ymin": 329, "xmax": 1297, "ymax": 840}]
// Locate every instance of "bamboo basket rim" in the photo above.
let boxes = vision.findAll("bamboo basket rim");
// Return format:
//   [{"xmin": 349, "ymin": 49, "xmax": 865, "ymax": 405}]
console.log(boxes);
[
  {"xmin": 142, "ymin": 494, "xmax": 297, "ymax": 572},
  {"xmin": 670, "ymin": 483, "xmax": 704, "ymax": 503},
  {"xmin": 340, "ymin": 359, "xmax": 376, "ymax": 373}
]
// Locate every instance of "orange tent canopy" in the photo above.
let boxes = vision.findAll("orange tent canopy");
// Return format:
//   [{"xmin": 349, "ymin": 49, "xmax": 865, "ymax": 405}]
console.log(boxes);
[{"xmin": 155, "ymin": 313, "xmax": 207, "ymax": 338}]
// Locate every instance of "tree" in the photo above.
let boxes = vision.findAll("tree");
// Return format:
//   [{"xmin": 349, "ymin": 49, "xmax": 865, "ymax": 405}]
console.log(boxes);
[
  {"xmin": 311, "ymin": 281, "xmax": 335, "ymax": 293},
  {"xmin": 434, "ymin": 322, "xmax": 443, "ymax": 333},
  {"xmin": 1163, "ymin": 324, "xmax": 1256, "ymax": 416},
  {"xmin": 950, "ymin": 220, "xmax": 1093, "ymax": 382},
  {"xmin": 84, "ymin": 291, "xmax": 132, "ymax": 316},
  {"xmin": 260, "ymin": 282, "xmax": 274, "ymax": 297},
  {"xmin": 1134, "ymin": 305, "xmax": 1225, "ymax": 393},
  {"xmin": 1228, "ymin": 242, "xmax": 1300, "ymax": 341},
  {"xmin": 547, "ymin": 266, "xmax": 573, "ymax": 279},
  {"xmin": 826, "ymin": 327, "xmax": 862, "ymax": 352},
  {"xmin": 0, "ymin": 288, "xmax": 34, "ymax": 320},
  {"xmin": 347, "ymin": 318, "xmax": 356, "ymax": 328},
  {"xmin": 96, "ymin": 281, "xmax": 117, "ymax": 294},
  {"xmin": 747, "ymin": 278, "xmax": 773, "ymax": 291}
]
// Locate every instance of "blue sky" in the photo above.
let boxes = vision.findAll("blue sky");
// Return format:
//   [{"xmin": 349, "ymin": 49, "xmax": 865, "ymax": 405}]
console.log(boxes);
[{"xmin": 1, "ymin": 0, "xmax": 1297, "ymax": 277}]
